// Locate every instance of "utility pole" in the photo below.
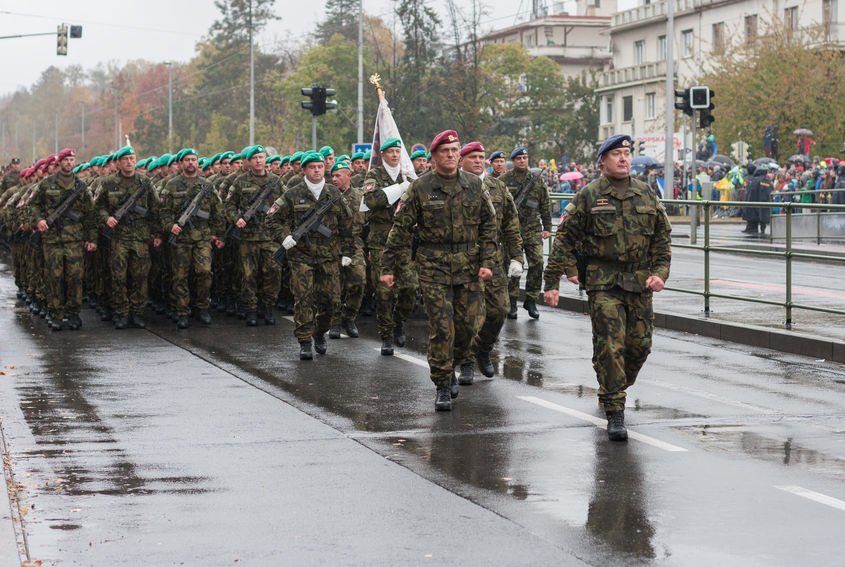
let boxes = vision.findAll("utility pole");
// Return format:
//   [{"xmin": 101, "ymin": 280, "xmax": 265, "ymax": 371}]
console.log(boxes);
[
  {"xmin": 112, "ymin": 87, "xmax": 119, "ymax": 149},
  {"xmin": 81, "ymin": 103, "xmax": 86, "ymax": 152},
  {"xmin": 166, "ymin": 61, "xmax": 173, "ymax": 152},
  {"xmin": 248, "ymin": 0, "xmax": 255, "ymax": 145},
  {"xmin": 357, "ymin": 0, "xmax": 364, "ymax": 144},
  {"xmin": 663, "ymin": 0, "xmax": 675, "ymax": 200}
]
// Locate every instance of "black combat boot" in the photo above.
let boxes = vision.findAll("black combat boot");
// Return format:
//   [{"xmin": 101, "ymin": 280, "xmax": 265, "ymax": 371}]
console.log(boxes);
[
  {"xmin": 342, "ymin": 319, "xmax": 359, "ymax": 338},
  {"xmin": 198, "ymin": 309, "xmax": 212, "ymax": 325},
  {"xmin": 314, "ymin": 332, "xmax": 328, "ymax": 355},
  {"xmin": 458, "ymin": 362, "xmax": 474, "ymax": 386},
  {"xmin": 450, "ymin": 375, "xmax": 460, "ymax": 399},
  {"xmin": 49, "ymin": 318, "xmax": 62, "ymax": 332},
  {"xmin": 393, "ymin": 321, "xmax": 406, "ymax": 347},
  {"xmin": 606, "ymin": 410, "xmax": 628, "ymax": 442},
  {"xmin": 476, "ymin": 351, "xmax": 494, "ymax": 378},
  {"xmin": 381, "ymin": 337, "xmax": 394, "ymax": 356},
  {"xmin": 299, "ymin": 341, "xmax": 313, "ymax": 360},
  {"xmin": 66, "ymin": 315, "xmax": 82, "ymax": 330},
  {"xmin": 129, "ymin": 314, "xmax": 145, "ymax": 329},
  {"xmin": 741, "ymin": 222, "xmax": 758, "ymax": 234},
  {"xmin": 100, "ymin": 307, "xmax": 113, "ymax": 322},
  {"xmin": 435, "ymin": 385, "xmax": 452, "ymax": 412},
  {"xmin": 508, "ymin": 298, "xmax": 518, "ymax": 319},
  {"xmin": 263, "ymin": 308, "xmax": 275, "ymax": 325},
  {"xmin": 523, "ymin": 299, "xmax": 540, "ymax": 319},
  {"xmin": 246, "ymin": 312, "xmax": 258, "ymax": 327},
  {"xmin": 329, "ymin": 324, "xmax": 342, "ymax": 339},
  {"xmin": 114, "ymin": 315, "xmax": 129, "ymax": 330},
  {"xmin": 176, "ymin": 316, "xmax": 189, "ymax": 329}
]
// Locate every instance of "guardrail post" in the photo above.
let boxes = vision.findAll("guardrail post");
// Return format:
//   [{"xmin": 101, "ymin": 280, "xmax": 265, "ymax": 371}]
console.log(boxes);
[{"xmin": 785, "ymin": 204, "xmax": 793, "ymax": 329}]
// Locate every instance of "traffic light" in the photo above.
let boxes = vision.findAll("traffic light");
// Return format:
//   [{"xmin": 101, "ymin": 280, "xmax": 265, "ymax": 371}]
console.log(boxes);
[
  {"xmin": 698, "ymin": 89, "xmax": 715, "ymax": 128},
  {"xmin": 57, "ymin": 24, "xmax": 68, "ymax": 56},
  {"xmin": 69, "ymin": 25, "xmax": 83, "ymax": 39},
  {"xmin": 689, "ymin": 86, "xmax": 710, "ymax": 109},
  {"xmin": 674, "ymin": 88, "xmax": 693, "ymax": 117},
  {"xmin": 300, "ymin": 86, "xmax": 337, "ymax": 116},
  {"xmin": 637, "ymin": 140, "xmax": 646, "ymax": 155}
]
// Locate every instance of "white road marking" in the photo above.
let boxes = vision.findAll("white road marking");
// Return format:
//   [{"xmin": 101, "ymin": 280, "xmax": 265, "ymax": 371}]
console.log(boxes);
[
  {"xmin": 517, "ymin": 396, "xmax": 688, "ymax": 452},
  {"xmin": 775, "ymin": 486, "xmax": 845, "ymax": 512},
  {"xmin": 638, "ymin": 377, "xmax": 771, "ymax": 413},
  {"xmin": 371, "ymin": 348, "xmax": 429, "ymax": 368},
  {"xmin": 281, "ymin": 316, "xmax": 349, "ymax": 337}
]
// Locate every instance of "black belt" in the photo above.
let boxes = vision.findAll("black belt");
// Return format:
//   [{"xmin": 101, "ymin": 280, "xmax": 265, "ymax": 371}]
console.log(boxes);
[
  {"xmin": 588, "ymin": 258, "xmax": 649, "ymax": 272},
  {"xmin": 419, "ymin": 242, "xmax": 475, "ymax": 252}
]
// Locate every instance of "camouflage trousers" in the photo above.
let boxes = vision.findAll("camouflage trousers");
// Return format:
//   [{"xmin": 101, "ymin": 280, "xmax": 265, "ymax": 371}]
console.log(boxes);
[
  {"xmin": 474, "ymin": 263, "xmax": 510, "ymax": 357},
  {"xmin": 290, "ymin": 258, "xmax": 340, "ymax": 342},
  {"xmin": 370, "ymin": 247, "xmax": 418, "ymax": 339},
  {"xmin": 421, "ymin": 280, "xmax": 484, "ymax": 388},
  {"xmin": 110, "ymin": 238, "xmax": 151, "ymax": 317},
  {"xmin": 509, "ymin": 228, "xmax": 544, "ymax": 299},
  {"xmin": 587, "ymin": 288, "xmax": 654, "ymax": 412},
  {"xmin": 335, "ymin": 249, "xmax": 366, "ymax": 323},
  {"xmin": 96, "ymin": 236, "xmax": 113, "ymax": 308},
  {"xmin": 44, "ymin": 241, "xmax": 85, "ymax": 318},
  {"xmin": 171, "ymin": 240, "xmax": 213, "ymax": 316},
  {"xmin": 238, "ymin": 240, "xmax": 281, "ymax": 312}
]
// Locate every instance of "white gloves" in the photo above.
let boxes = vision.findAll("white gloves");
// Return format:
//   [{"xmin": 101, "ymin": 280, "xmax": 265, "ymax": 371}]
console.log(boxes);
[
  {"xmin": 508, "ymin": 260, "xmax": 524, "ymax": 278},
  {"xmin": 341, "ymin": 256, "xmax": 352, "ymax": 267},
  {"xmin": 282, "ymin": 235, "xmax": 297, "ymax": 250}
]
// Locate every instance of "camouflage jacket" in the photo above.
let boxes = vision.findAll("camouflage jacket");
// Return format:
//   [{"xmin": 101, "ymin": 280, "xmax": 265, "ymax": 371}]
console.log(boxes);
[
  {"xmin": 482, "ymin": 173, "xmax": 523, "ymax": 270},
  {"xmin": 382, "ymin": 170, "xmax": 497, "ymax": 286},
  {"xmin": 339, "ymin": 185, "xmax": 365, "ymax": 254},
  {"xmin": 267, "ymin": 181, "xmax": 354, "ymax": 263},
  {"xmin": 500, "ymin": 169, "xmax": 552, "ymax": 232},
  {"xmin": 224, "ymin": 171, "xmax": 283, "ymax": 241},
  {"xmin": 95, "ymin": 172, "xmax": 159, "ymax": 241},
  {"xmin": 361, "ymin": 165, "xmax": 409, "ymax": 248},
  {"xmin": 544, "ymin": 174, "xmax": 671, "ymax": 293},
  {"xmin": 160, "ymin": 174, "xmax": 225, "ymax": 242},
  {"xmin": 35, "ymin": 173, "xmax": 97, "ymax": 244}
]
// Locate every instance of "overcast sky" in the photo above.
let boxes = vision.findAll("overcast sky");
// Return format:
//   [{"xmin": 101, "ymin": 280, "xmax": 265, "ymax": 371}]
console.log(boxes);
[{"xmin": 0, "ymin": 0, "xmax": 609, "ymax": 96}]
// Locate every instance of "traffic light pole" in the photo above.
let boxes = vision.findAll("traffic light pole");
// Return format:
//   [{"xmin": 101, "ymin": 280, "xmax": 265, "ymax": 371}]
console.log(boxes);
[{"xmin": 311, "ymin": 116, "xmax": 317, "ymax": 151}]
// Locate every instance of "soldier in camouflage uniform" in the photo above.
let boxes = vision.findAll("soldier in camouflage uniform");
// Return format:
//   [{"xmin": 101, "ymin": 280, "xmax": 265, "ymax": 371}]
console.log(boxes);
[
  {"xmin": 458, "ymin": 142, "xmax": 524, "ymax": 383},
  {"xmin": 410, "ymin": 149, "xmax": 429, "ymax": 176},
  {"xmin": 501, "ymin": 147, "xmax": 552, "ymax": 320},
  {"xmin": 34, "ymin": 148, "xmax": 98, "ymax": 331},
  {"xmin": 224, "ymin": 145, "xmax": 284, "ymax": 326},
  {"xmin": 328, "ymin": 160, "xmax": 365, "ymax": 339},
  {"xmin": 160, "ymin": 148, "xmax": 225, "ymax": 329},
  {"xmin": 381, "ymin": 130, "xmax": 497, "ymax": 412},
  {"xmin": 1, "ymin": 158, "xmax": 21, "ymax": 192},
  {"xmin": 543, "ymin": 134, "xmax": 671, "ymax": 441},
  {"xmin": 362, "ymin": 137, "xmax": 418, "ymax": 355},
  {"xmin": 267, "ymin": 152, "xmax": 354, "ymax": 360},
  {"xmin": 95, "ymin": 146, "xmax": 160, "ymax": 329},
  {"xmin": 488, "ymin": 151, "xmax": 506, "ymax": 178}
]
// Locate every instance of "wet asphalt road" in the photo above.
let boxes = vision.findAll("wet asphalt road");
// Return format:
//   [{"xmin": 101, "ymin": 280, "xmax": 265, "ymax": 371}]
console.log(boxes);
[{"xmin": 1, "ymin": 256, "xmax": 844, "ymax": 565}]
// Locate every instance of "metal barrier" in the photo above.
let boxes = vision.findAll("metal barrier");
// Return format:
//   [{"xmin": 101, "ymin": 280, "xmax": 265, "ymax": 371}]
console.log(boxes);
[{"xmin": 547, "ymin": 194, "xmax": 845, "ymax": 329}]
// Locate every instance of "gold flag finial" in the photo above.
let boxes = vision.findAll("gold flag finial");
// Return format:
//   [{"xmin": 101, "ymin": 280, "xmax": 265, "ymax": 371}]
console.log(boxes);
[
  {"xmin": 124, "ymin": 134, "xmax": 132, "ymax": 148},
  {"xmin": 369, "ymin": 73, "xmax": 385, "ymax": 102}
]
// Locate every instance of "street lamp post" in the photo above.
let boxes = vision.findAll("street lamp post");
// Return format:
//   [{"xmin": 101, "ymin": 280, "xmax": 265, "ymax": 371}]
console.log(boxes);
[{"xmin": 166, "ymin": 61, "xmax": 173, "ymax": 152}]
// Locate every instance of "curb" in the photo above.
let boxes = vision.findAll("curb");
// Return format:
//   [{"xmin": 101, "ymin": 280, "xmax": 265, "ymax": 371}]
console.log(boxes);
[{"xmin": 551, "ymin": 294, "xmax": 845, "ymax": 364}]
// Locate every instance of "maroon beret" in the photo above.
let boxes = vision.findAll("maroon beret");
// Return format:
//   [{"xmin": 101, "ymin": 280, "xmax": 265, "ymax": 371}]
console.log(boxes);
[
  {"xmin": 459, "ymin": 141, "xmax": 485, "ymax": 157},
  {"xmin": 56, "ymin": 148, "xmax": 76, "ymax": 162},
  {"xmin": 430, "ymin": 130, "xmax": 460, "ymax": 154}
]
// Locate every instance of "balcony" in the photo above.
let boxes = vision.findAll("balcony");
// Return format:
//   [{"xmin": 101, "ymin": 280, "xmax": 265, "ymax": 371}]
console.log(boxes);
[
  {"xmin": 526, "ymin": 44, "xmax": 612, "ymax": 63},
  {"xmin": 612, "ymin": 0, "xmax": 733, "ymax": 30},
  {"xmin": 596, "ymin": 60, "xmax": 676, "ymax": 91}
]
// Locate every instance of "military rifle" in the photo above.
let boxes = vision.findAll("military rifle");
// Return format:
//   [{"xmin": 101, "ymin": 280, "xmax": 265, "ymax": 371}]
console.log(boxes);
[
  {"xmin": 31, "ymin": 180, "xmax": 87, "ymax": 247},
  {"xmin": 512, "ymin": 172, "xmax": 540, "ymax": 219},
  {"xmin": 102, "ymin": 178, "xmax": 149, "ymax": 240},
  {"xmin": 226, "ymin": 178, "xmax": 279, "ymax": 240},
  {"xmin": 168, "ymin": 181, "xmax": 211, "ymax": 245},
  {"xmin": 272, "ymin": 191, "xmax": 342, "ymax": 266}
]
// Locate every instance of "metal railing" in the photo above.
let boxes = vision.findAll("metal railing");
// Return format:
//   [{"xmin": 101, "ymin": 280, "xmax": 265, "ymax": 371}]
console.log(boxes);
[{"xmin": 547, "ymin": 193, "xmax": 845, "ymax": 329}]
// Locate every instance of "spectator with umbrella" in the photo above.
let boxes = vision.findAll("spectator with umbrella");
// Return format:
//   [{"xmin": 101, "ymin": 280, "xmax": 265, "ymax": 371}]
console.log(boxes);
[{"xmin": 741, "ymin": 163, "xmax": 773, "ymax": 234}]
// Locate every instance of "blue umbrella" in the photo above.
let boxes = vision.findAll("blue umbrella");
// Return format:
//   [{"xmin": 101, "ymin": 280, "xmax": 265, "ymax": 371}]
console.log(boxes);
[{"xmin": 631, "ymin": 156, "xmax": 659, "ymax": 167}]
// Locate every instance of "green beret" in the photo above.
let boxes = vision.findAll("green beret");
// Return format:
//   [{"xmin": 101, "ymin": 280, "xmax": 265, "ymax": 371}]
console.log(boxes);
[
  {"xmin": 380, "ymin": 137, "xmax": 401, "ymax": 152},
  {"xmin": 351, "ymin": 152, "xmax": 365, "ymax": 162},
  {"xmin": 363, "ymin": 151, "xmax": 372, "ymax": 161},
  {"xmin": 280, "ymin": 155, "xmax": 290, "ymax": 165},
  {"xmin": 208, "ymin": 152, "xmax": 221, "ymax": 165},
  {"xmin": 166, "ymin": 154, "xmax": 179, "ymax": 166},
  {"xmin": 219, "ymin": 151, "xmax": 235, "ymax": 162},
  {"xmin": 266, "ymin": 155, "xmax": 281, "ymax": 164},
  {"xmin": 335, "ymin": 154, "xmax": 350, "ymax": 163},
  {"xmin": 300, "ymin": 151, "xmax": 325, "ymax": 166},
  {"xmin": 113, "ymin": 146, "xmax": 135, "ymax": 160},
  {"xmin": 318, "ymin": 145, "xmax": 334, "ymax": 158},
  {"xmin": 330, "ymin": 161, "xmax": 351, "ymax": 173},
  {"xmin": 177, "ymin": 148, "xmax": 198, "ymax": 162},
  {"xmin": 79, "ymin": 162, "xmax": 91, "ymax": 172},
  {"xmin": 290, "ymin": 151, "xmax": 304, "ymax": 163},
  {"xmin": 200, "ymin": 158, "xmax": 212, "ymax": 170},
  {"xmin": 243, "ymin": 145, "xmax": 266, "ymax": 160},
  {"xmin": 410, "ymin": 149, "xmax": 427, "ymax": 160},
  {"xmin": 229, "ymin": 153, "xmax": 242, "ymax": 162},
  {"xmin": 72, "ymin": 164, "xmax": 83, "ymax": 174},
  {"xmin": 135, "ymin": 157, "xmax": 149, "ymax": 169}
]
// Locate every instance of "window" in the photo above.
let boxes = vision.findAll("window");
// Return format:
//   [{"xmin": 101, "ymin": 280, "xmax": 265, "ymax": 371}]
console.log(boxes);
[
  {"xmin": 785, "ymin": 6, "xmax": 798, "ymax": 38},
  {"xmin": 657, "ymin": 35, "xmax": 667, "ymax": 60},
  {"xmin": 745, "ymin": 15, "xmax": 758, "ymax": 43},
  {"xmin": 681, "ymin": 29, "xmax": 694, "ymax": 57},
  {"xmin": 623, "ymin": 96, "xmax": 633, "ymax": 122},
  {"xmin": 634, "ymin": 40, "xmax": 645, "ymax": 64},
  {"xmin": 645, "ymin": 92, "xmax": 656, "ymax": 120},
  {"xmin": 712, "ymin": 22, "xmax": 725, "ymax": 52},
  {"xmin": 605, "ymin": 95, "xmax": 614, "ymax": 124},
  {"xmin": 822, "ymin": 0, "xmax": 833, "ymax": 38},
  {"xmin": 526, "ymin": 33, "xmax": 535, "ymax": 47}
]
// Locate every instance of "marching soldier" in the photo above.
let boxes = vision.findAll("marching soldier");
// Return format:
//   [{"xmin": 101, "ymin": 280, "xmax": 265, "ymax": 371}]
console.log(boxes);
[
  {"xmin": 543, "ymin": 134, "xmax": 672, "ymax": 441},
  {"xmin": 380, "ymin": 130, "xmax": 497, "ymax": 412},
  {"xmin": 501, "ymin": 147, "xmax": 552, "ymax": 320},
  {"xmin": 160, "ymin": 148, "xmax": 225, "ymax": 329},
  {"xmin": 410, "ymin": 149, "xmax": 429, "ymax": 176}
]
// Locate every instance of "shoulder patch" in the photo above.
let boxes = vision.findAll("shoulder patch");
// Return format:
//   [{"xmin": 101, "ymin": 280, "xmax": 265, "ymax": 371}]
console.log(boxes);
[{"xmin": 596, "ymin": 198, "xmax": 609, "ymax": 207}]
